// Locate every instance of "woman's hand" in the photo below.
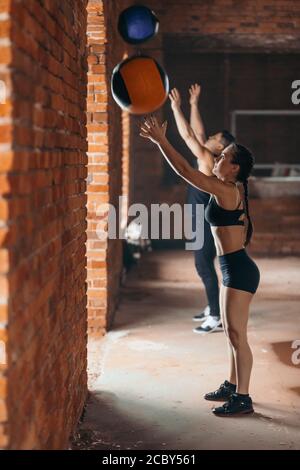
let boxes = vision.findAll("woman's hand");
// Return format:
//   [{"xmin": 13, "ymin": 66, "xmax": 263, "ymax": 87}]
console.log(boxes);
[
  {"xmin": 139, "ymin": 115, "xmax": 168, "ymax": 145},
  {"xmin": 189, "ymin": 83, "xmax": 201, "ymax": 105},
  {"xmin": 169, "ymin": 88, "xmax": 181, "ymax": 111}
]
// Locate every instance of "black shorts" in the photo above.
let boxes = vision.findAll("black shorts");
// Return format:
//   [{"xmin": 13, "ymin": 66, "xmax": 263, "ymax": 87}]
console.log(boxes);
[{"xmin": 218, "ymin": 248, "xmax": 260, "ymax": 294}]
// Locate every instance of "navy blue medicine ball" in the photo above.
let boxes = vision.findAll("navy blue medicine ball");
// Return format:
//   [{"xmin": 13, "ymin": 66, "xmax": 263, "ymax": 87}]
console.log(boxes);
[{"xmin": 118, "ymin": 5, "xmax": 159, "ymax": 44}]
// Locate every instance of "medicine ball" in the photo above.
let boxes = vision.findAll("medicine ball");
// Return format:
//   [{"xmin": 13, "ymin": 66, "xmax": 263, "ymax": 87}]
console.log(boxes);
[
  {"xmin": 111, "ymin": 55, "xmax": 169, "ymax": 115},
  {"xmin": 118, "ymin": 5, "xmax": 159, "ymax": 44}
]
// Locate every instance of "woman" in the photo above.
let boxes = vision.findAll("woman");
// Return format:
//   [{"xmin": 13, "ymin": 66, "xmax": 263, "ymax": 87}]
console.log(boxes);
[{"xmin": 140, "ymin": 115, "xmax": 260, "ymax": 417}]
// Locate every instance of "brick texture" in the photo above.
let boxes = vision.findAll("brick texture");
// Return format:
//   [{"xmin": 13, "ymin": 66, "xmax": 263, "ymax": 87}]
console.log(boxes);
[
  {"xmin": 0, "ymin": 0, "xmax": 12, "ymax": 450},
  {"xmin": 0, "ymin": 0, "xmax": 88, "ymax": 449},
  {"xmin": 86, "ymin": 0, "xmax": 133, "ymax": 338},
  {"xmin": 155, "ymin": 0, "xmax": 300, "ymax": 37},
  {"xmin": 249, "ymin": 198, "xmax": 300, "ymax": 256}
]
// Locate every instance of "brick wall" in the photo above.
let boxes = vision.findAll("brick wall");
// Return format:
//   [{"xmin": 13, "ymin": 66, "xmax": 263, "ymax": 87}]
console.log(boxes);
[
  {"xmin": 250, "ymin": 197, "xmax": 300, "ymax": 256},
  {"xmin": 0, "ymin": 0, "xmax": 88, "ymax": 449},
  {"xmin": 0, "ymin": 0, "xmax": 11, "ymax": 449},
  {"xmin": 86, "ymin": 0, "xmax": 133, "ymax": 338},
  {"xmin": 157, "ymin": 0, "xmax": 300, "ymax": 39}
]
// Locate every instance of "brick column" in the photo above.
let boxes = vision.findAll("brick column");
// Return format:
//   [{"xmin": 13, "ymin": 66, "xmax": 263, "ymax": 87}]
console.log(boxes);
[
  {"xmin": 87, "ymin": 0, "xmax": 131, "ymax": 338},
  {"xmin": 0, "ymin": 0, "xmax": 11, "ymax": 449}
]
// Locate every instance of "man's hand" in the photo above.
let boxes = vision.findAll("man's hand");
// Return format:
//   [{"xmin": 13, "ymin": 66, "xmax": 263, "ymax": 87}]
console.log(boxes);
[
  {"xmin": 189, "ymin": 83, "xmax": 201, "ymax": 106},
  {"xmin": 169, "ymin": 88, "xmax": 182, "ymax": 111}
]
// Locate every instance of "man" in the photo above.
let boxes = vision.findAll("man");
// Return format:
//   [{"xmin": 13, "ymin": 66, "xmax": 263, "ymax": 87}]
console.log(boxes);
[{"xmin": 169, "ymin": 84, "xmax": 235, "ymax": 334}]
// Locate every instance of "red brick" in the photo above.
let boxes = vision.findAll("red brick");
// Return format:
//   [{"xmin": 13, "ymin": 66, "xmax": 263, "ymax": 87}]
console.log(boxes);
[
  {"xmin": 0, "ymin": 250, "xmax": 9, "ymax": 274},
  {"xmin": 0, "ymin": 199, "xmax": 8, "ymax": 220},
  {"xmin": 0, "ymin": 46, "xmax": 12, "ymax": 65},
  {"xmin": 0, "ymin": 125, "xmax": 12, "ymax": 143},
  {"xmin": 0, "ymin": 0, "xmax": 11, "ymax": 13},
  {"xmin": 0, "ymin": 375, "xmax": 7, "ymax": 400},
  {"xmin": 0, "ymin": 19, "xmax": 10, "ymax": 38}
]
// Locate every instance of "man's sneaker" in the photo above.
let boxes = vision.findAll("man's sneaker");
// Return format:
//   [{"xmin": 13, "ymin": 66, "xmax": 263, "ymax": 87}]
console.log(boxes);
[
  {"xmin": 212, "ymin": 393, "xmax": 254, "ymax": 417},
  {"xmin": 193, "ymin": 315, "xmax": 222, "ymax": 334},
  {"xmin": 204, "ymin": 380, "xmax": 236, "ymax": 401},
  {"xmin": 193, "ymin": 305, "xmax": 210, "ymax": 322}
]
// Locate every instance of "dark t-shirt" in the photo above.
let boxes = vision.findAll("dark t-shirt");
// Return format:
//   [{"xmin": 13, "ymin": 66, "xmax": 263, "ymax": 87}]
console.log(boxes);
[
  {"xmin": 187, "ymin": 183, "xmax": 210, "ymax": 206},
  {"xmin": 186, "ymin": 158, "xmax": 210, "ymax": 207}
]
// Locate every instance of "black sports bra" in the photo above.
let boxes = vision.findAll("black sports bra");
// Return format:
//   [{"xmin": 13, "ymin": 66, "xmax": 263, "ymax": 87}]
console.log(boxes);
[{"xmin": 204, "ymin": 186, "xmax": 245, "ymax": 227}]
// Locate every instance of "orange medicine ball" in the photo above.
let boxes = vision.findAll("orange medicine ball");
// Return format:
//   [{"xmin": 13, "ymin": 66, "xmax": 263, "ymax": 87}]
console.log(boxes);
[{"xmin": 111, "ymin": 55, "xmax": 169, "ymax": 115}]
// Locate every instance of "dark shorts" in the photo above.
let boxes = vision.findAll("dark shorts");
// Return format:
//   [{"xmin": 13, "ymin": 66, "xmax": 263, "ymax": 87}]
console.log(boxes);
[{"xmin": 218, "ymin": 248, "xmax": 260, "ymax": 294}]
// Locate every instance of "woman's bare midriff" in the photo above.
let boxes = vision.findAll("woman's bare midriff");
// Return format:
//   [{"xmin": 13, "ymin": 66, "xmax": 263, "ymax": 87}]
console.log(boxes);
[{"xmin": 211, "ymin": 225, "xmax": 246, "ymax": 256}]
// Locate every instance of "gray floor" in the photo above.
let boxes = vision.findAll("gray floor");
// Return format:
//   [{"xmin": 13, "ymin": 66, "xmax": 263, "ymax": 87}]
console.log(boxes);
[{"xmin": 72, "ymin": 251, "xmax": 300, "ymax": 450}]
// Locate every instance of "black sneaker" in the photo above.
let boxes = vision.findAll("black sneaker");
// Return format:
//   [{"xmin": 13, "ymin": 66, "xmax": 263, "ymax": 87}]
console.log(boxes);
[
  {"xmin": 212, "ymin": 393, "xmax": 254, "ymax": 417},
  {"xmin": 193, "ymin": 305, "xmax": 210, "ymax": 322},
  {"xmin": 204, "ymin": 380, "xmax": 236, "ymax": 401}
]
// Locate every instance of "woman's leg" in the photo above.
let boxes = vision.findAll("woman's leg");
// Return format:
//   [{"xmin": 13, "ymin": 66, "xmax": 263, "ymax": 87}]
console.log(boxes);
[
  {"xmin": 223, "ymin": 286, "xmax": 254, "ymax": 394},
  {"xmin": 203, "ymin": 285, "xmax": 237, "ymax": 402},
  {"xmin": 194, "ymin": 220, "xmax": 220, "ymax": 318},
  {"xmin": 220, "ymin": 285, "xmax": 236, "ymax": 385}
]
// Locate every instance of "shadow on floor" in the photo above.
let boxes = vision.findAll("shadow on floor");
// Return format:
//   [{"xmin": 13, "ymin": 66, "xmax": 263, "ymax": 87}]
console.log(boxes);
[
  {"xmin": 70, "ymin": 390, "xmax": 207, "ymax": 450},
  {"xmin": 290, "ymin": 387, "xmax": 300, "ymax": 397},
  {"xmin": 70, "ymin": 390, "xmax": 300, "ymax": 450}
]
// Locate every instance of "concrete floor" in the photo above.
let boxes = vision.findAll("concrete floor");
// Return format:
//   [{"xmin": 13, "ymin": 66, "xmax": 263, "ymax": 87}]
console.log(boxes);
[{"xmin": 72, "ymin": 250, "xmax": 300, "ymax": 450}]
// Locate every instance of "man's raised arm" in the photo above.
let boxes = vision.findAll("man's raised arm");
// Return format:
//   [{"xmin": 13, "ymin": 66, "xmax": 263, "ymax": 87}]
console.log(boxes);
[
  {"xmin": 169, "ymin": 87, "xmax": 213, "ymax": 174},
  {"xmin": 189, "ymin": 83, "xmax": 206, "ymax": 146}
]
